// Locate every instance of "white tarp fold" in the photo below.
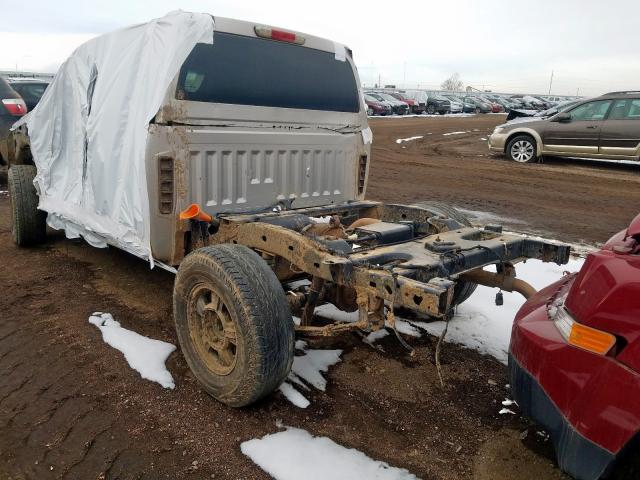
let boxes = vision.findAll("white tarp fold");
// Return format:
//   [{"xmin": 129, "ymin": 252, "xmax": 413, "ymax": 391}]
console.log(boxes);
[{"xmin": 25, "ymin": 11, "xmax": 215, "ymax": 263}]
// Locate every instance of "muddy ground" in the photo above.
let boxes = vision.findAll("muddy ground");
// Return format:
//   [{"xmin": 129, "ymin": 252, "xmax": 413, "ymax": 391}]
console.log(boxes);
[
  {"xmin": 1, "ymin": 114, "xmax": 638, "ymax": 480},
  {"xmin": 367, "ymin": 114, "xmax": 640, "ymax": 245}
]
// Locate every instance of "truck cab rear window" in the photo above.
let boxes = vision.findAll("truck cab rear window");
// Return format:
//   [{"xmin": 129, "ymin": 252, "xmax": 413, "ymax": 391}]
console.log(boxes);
[{"xmin": 176, "ymin": 32, "xmax": 360, "ymax": 113}]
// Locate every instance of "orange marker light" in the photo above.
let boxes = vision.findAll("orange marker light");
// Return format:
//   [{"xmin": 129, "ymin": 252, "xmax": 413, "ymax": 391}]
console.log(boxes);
[
  {"xmin": 179, "ymin": 204, "xmax": 212, "ymax": 222},
  {"xmin": 568, "ymin": 323, "xmax": 616, "ymax": 356}
]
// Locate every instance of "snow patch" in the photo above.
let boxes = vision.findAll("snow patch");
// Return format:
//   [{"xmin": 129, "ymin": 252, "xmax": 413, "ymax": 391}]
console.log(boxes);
[
  {"xmin": 278, "ymin": 341, "xmax": 342, "ymax": 408},
  {"xmin": 88, "ymin": 312, "xmax": 176, "ymax": 389},
  {"xmin": 455, "ymin": 207, "xmax": 525, "ymax": 225},
  {"xmin": 278, "ymin": 383, "xmax": 310, "ymax": 408},
  {"xmin": 442, "ymin": 131, "xmax": 467, "ymax": 136},
  {"xmin": 411, "ymin": 258, "xmax": 584, "ymax": 364},
  {"xmin": 396, "ymin": 135, "xmax": 423, "ymax": 144},
  {"xmin": 241, "ymin": 426, "xmax": 419, "ymax": 480},
  {"xmin": 311, "ymin": 254, "xmax": 586, "ymax": 365}
]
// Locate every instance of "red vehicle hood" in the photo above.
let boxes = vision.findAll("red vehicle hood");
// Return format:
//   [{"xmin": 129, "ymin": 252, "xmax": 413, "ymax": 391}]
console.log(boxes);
[{"xmin": 564, "ymin": 213, "xmax": 640, "ymax": 371}]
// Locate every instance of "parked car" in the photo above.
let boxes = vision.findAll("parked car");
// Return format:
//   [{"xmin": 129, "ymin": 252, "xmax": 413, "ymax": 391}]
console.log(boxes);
[
  {"xmin": 483, "ymin": 94, "xmax": 512, "ymax": 112},
  {"xmin": 387, "ymin": 92, "xmax": 417, "ymax": 113},
  {"xmin": 448, "ymin": 100, "xmax": 463, "ymax": 114},
  {"xmin": 401, "ymin": 90, "xmax": 428, "ymax": 114},
  {"xmin": 6, "ymin": 78, "xmax": 49, "ymax": 111},
  {"xmin": 510, "ymin": 94, "xmax": 545, "ymax": 110},
  {"xmin": 464, "ymin": 96, "xmax": 492, "ymax": 114},
  {"xmin": 375, "ymin": 92, "xmax": 410, "ymax": 115},
  {"xmin": 510, "ymin": 212, "xmax": 640, "ymax": 480},
  {"xmin": 0, "ymin": 77, "xmax": 27, "ymax": 165},
  {"xmin": 442, "ymin": 94, "xmax": 476, "ymax": 113},
  {"xmin": 489, "ymin": 91, "xmax": 640, "ymax": 163},
  {"xmin": 364, "ymin": 93, "xmax": 392, "ymax": 115},
  {"xmin": 426, "ymin": 92, "xmax": 451, "ymax": 115},
  {"xmin": 506, "ymin": 99, "xmax": 582, "ymax": 122},
  {"xmin": 479, "ymin": 96, "xmax": 505, "ymax": 113}
]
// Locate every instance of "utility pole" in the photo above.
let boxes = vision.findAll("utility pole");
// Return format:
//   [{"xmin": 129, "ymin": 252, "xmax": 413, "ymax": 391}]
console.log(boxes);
[
  {"xmin": 548, "ymin": 70, "xmax": 554, "ymax": 95},
  {"xmin": 377, "ymin": 73, "xmax": 381, "ymax": 89}
]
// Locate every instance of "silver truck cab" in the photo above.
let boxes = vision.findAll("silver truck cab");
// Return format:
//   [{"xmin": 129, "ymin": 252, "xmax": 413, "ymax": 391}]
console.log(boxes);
[{"xmin": 146, "ymin": 17, "xmax": 370, "ymax": 265}]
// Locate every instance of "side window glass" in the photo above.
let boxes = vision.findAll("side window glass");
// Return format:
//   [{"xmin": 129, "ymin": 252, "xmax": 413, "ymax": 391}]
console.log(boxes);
[
  {"xmin": 609, "ymin": 99, "xmax": 640, "ymax": 120},
  {"xmin": 628, "ymin": 100, "xmax": 640, "ymax": 119},
  {"xmin": 569, "ymin": 100, "xmax": 612, "ymax": 121}
]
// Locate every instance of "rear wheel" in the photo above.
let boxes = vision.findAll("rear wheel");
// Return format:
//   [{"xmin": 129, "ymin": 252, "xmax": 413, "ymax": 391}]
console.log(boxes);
[
  {"xmin": 426, "ymin": 104, "xmax": 436, "ymax": 115},
  {"xmin": 8, "ymin": 165, "xmax": 46, "ymax": 246},
  {"xmin": 506, "ymin": 135, "xmax": 537, "ymax": 163},
  {"xmin": 409, "ymin": 201, "xmax": 478, "ymax": 306},
  {"xmin": 173, "ymin": 244, "xmax": 294, "ymax": 407},
  {"xmin": 475, "ymin": 107, "xmax": 481, "ymax": 114}
]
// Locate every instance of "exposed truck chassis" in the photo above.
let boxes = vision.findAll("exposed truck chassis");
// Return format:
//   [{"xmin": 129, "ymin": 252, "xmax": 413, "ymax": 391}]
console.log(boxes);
[{"xmin": 198, "ymin": 200, "xmax": 570, "ymax": 337}]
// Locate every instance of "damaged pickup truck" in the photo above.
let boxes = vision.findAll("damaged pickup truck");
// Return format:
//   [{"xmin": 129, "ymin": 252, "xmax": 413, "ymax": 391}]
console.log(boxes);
[{"xmin": 7, "ymin": 12, "xmax": 569, "ymax": 407}]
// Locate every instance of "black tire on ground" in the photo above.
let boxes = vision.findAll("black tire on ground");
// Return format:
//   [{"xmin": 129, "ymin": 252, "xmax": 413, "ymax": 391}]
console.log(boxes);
[
  {"xmin": 408, "ymin": 201, "xmax": 478, "ymax": 306},
  {"xmin": 475, "ymin": 107, "xmax": 481, "ymax": 114},
  {"xmin": 426, "ymin": 104, "xmax": 436, "ymax": 115},
  {"xmin": 8, "ymin": 165, "xmax": 46, "ymax": 246},
  {"xmin": 506, "ymin": 134, "xmax": 538, "ymax": 163},
  {"xmin": 173, "ymin": 244, "xmax": 295, "ymax": 407}
]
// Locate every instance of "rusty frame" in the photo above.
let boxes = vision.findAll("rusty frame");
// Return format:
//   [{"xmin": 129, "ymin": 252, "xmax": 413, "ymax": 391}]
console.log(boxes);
[{"xmin": 203, "ymin": 201, "xmax": 570, "ymax": 337}]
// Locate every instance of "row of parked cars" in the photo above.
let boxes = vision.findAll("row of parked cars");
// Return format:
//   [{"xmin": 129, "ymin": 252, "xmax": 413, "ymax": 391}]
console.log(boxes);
[
  {"xmin": 364, "ymin": 89, "xmax": 579, "ymax": 117},
  {"xmin": 0, "ymin": 76, "xmax": 49, "ymax": 165}
]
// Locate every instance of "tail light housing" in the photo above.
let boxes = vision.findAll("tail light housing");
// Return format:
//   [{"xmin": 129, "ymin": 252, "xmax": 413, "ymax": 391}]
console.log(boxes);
[
  {"xmin": 158, "ymin": 155, "xmax": 174, "ymax": 214},
  {"xmin": 358, "ymin": 155, "xmax": 368, "ymax": 195},
  {"xmin": 2, "ymin": 98, "xmax": 27, "ymax": 116},
  {"xmin": 254, "ymin": 26, "xmax": 305, "ymax": 45}
]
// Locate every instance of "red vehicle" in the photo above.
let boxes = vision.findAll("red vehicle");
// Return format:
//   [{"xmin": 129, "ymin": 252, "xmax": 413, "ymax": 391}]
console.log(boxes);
[
  {"xmin": 364, "ymin": 94, "xmax": 392, "ymax": 115},
  {"xmin": 388, "ymin": 92, "xmax": 416, "ymax": 113},
  {"xmin": 491, "ymin": 103, "xmax": 504, "ymax": 113},
  {"xmin": 510, "ymin": 213, "xmax": 640, "ymax": 480}
]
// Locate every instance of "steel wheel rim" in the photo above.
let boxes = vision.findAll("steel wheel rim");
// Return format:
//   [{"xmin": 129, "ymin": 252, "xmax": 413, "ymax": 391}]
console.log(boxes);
[
  {"xmin": 187, "ymin": 284, "xmax": 238, "ymax": 376},
  {"xmin": 511, "ymin": 140, "xmax": 534, "ymax": 162}
]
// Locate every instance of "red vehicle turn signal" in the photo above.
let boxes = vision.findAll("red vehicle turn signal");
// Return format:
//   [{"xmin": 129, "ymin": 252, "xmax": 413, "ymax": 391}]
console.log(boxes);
[
  {"xmin": 568, "ymin": 323, "xmax": 616, "ymax": 356},
  {"xmin": 549, "ymin": 292, "xmax": 616, "ymax": 356}
]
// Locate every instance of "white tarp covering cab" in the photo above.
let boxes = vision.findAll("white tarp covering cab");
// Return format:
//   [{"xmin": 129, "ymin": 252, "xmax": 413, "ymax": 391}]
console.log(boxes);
[{"xmin": 25, "ymin": 11, "xmax": 214, "ymax": 264}]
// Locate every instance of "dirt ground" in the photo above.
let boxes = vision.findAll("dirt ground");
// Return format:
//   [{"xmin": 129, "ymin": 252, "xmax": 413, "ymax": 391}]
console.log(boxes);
[
  {"xmin": 1, "ymin": 114, "xmax": 638, "ymax": 480},
  {"xmin": 367, "ymin": 114, "xmax": 640, "ymax": 246}
]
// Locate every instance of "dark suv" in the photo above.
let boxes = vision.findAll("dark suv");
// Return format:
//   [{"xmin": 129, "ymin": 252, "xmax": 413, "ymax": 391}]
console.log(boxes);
[
  {"xmin": 489, "ymin": 91, "xmax": 640, "ymax": 163},
  {"xmin": 0, "ymin": 77, "xmax": 27, "ymax": 165},
  {"xmin": 426, "ymin": 92, "xmax": 451, "ymax": 115}
]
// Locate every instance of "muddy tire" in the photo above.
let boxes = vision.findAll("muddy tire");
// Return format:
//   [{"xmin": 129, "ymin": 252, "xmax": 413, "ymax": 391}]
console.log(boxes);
[
  {"xmin": 409, "ymin": 201, "xmax": 478, "ymax": 306},
  {"xmin": 8, "ymin": 165, "xmax": 46, "ymax": 246},
  {"xmin": 173, "ymin": 244, "xmax": 294, "ymax": 407}
]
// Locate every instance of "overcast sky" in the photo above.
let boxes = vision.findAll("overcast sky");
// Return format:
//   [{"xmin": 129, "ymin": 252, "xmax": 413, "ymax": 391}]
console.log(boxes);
[{"xmin": 1, "ymin": 0, "xmax": 638, "ymax": 96}]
